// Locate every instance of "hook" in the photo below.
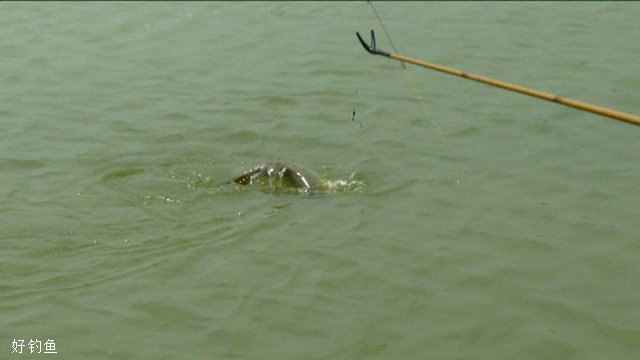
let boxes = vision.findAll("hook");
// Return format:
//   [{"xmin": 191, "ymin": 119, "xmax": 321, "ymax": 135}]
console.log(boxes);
[{"xmin": 355, "ymin": 29, "xmax": 390, "ymax": 57}]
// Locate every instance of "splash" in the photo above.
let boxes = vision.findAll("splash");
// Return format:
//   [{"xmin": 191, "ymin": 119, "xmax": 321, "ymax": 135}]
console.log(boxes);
[
  {"xmin": 320, "ymin": 174, "xmax": 367, "ymax": 194},
  {"xmin": 221, "ymin": 162, "xmax": 366, "ymax": 196}
]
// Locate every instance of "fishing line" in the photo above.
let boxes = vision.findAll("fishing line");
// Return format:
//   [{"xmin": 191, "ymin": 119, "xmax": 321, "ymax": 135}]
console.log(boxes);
[
  {"xmin": 368, "ymin": 1, "xmax": 404, "ymax": 69},
  {"xmin": 367, "ymin": 2, "xmax": 443, "ymax": 134}
]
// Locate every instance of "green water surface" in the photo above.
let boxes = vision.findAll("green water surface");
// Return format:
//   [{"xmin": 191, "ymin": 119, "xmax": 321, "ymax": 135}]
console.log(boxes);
[{"xmin": 2, "ymin": 2, "xmax": 639, "ymax": 359}]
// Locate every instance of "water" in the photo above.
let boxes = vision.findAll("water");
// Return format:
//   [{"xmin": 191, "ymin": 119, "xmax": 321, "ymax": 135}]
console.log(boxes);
[{"xmin": 2, "ymin": 2, "xmax": 640, "ymax": 359}]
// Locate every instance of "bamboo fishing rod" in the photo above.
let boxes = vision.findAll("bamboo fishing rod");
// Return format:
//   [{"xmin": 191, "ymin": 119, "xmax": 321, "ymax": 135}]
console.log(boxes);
[{"xmin": 356, "ymin": 29, "xmax": 640, "ymax": 127}]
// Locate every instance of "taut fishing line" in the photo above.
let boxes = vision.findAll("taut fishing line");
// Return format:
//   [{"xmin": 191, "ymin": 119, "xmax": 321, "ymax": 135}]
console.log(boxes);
[{"xmin": 367, "ymin": 2, "xmax": 443, "ymax": 134}]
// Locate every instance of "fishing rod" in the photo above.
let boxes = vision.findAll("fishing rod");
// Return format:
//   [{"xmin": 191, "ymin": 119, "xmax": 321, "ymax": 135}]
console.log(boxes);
[{"xmin": 356, "ymin": 29, "xmax": 640, "ymax": 127}]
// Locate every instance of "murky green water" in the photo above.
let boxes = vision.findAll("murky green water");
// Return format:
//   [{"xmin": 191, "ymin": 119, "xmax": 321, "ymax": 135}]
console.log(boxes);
[{"xmin": 2, "ymin": 2, "xmax": 639, "ymax": 359}]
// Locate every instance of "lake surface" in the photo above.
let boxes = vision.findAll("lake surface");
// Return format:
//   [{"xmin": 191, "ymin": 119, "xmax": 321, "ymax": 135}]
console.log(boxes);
[{"xmin": 2, "ymin": 2, "xmax": 639, "ymax": 359}]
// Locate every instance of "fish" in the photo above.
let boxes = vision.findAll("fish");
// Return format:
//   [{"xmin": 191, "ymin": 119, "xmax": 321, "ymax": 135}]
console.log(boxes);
[{"xmin": 226, "ymin": 161, "xmax": 322, "ymax": 194}]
